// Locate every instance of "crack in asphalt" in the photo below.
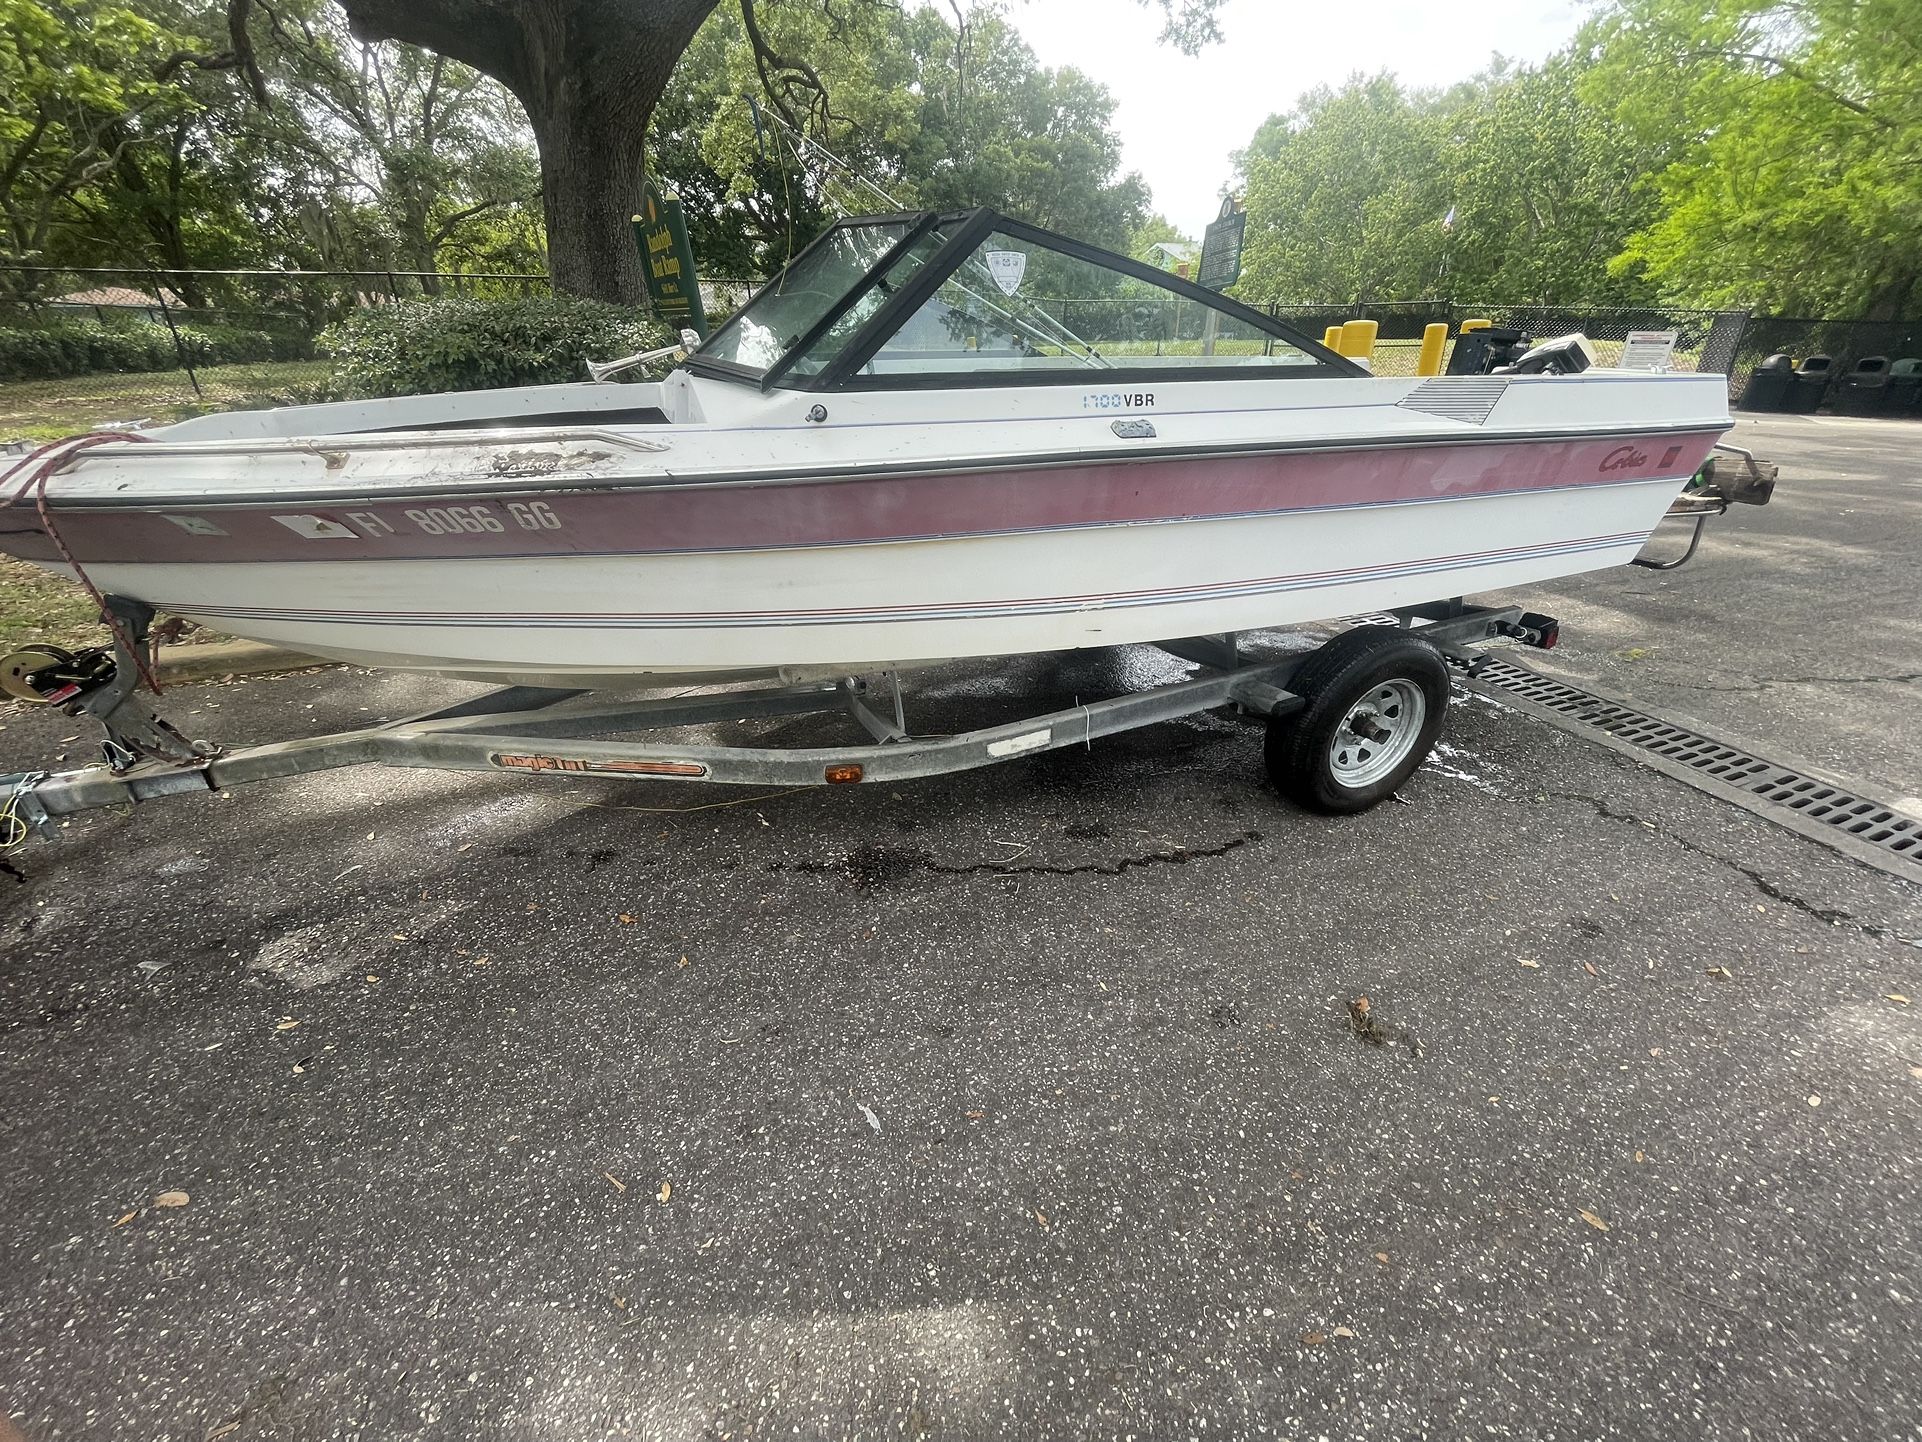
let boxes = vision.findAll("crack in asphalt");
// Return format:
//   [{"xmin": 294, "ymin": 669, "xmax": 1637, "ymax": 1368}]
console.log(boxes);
[
  {"xmin": 1547, "ymin": 789, "xmax": 1892, "ymax": 940},
  {"xmin": 774, "ymin": 830, "xmax": 1264, "ymax": 888},
  {"xmin": 1665, "ymin": 671, "xmax": 1922, "ymax": 695},
  {"xmin": 1767, "ymin": 672, "xmax": 1922, "ymax": 687}
]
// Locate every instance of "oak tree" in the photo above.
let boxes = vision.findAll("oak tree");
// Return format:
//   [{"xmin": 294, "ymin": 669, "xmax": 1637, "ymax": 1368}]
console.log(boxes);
[{"xmin": 326, "ymin": 0, "xmax": 1223, "ymax": 300}]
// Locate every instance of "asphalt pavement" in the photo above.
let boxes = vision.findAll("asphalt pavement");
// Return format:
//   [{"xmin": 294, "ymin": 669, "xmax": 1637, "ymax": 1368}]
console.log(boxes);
[
  {"xmin": 1498, "ymin": 413, "xmax": 1922, "ymax": 802},
  {"xmin": 2, "ymin": 417, "xmax": 1920, "ymax": 1442}
]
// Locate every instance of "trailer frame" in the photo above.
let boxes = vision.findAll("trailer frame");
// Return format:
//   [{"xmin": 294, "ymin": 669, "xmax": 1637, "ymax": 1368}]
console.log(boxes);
[{"xmin": 1, "ymin": 602, "xmax": 1544, "ymax": 840}]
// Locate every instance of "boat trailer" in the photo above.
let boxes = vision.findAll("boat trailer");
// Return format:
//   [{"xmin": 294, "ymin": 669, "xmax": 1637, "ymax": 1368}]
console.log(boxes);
[
  {"xmin": 2, "ymin": 600, "xmax": 1561, "ymax": 844},
  {"xmin": 0, "ymin": 445, "xmax": 1773, "ymax": 844}
]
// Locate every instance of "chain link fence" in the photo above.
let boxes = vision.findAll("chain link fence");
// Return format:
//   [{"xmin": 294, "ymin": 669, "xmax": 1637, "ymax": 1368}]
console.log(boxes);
[
  {"xmin": 4, "ymin": 263, "xmax": 1917, "ymax": 445},
  {"xmin": 1724, "ymin": 316, "xmax": 1922, "ymax": 398},
  {"xmin": 0, "ymin": 266, "xmax": 757, "ymax": 445},
  {"xmin": 1255, "ymin": 302, "xmax": 1919, "ymax": 404},
  {"xmin": 0, "ymin": 266, "xmax": 557, "ymax": 443},
  {"xmin": 1262, "ymin": 300, "xmax": 1750, "ymax": 380}
]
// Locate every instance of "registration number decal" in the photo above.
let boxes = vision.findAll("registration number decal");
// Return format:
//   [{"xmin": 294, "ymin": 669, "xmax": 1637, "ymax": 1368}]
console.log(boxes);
[{"xmin": 338, "ymin": 501, "xmax": 566, "ymax": 538}]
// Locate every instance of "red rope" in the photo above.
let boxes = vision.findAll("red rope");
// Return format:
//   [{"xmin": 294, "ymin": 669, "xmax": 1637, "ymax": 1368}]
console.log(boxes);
[{"xmin": 4, "ymin": 431, "xmax": 162, "ymax": 694}]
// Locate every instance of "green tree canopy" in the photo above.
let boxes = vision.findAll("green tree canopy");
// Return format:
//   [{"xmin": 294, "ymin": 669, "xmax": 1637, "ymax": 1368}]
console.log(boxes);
[
  {"xmin": 1235, "ymin": 74, "xmax": 1449, "ymax": 304},
  {"xmin": 1233, "ymin": 55, "xmax": 1661, "ymax": 307},
  {"xmin": 1, "ymin": 0, "xmax": 217, "ymax": 277},
  {"xmin": 1591, "ymin": 0, "xmax": 1922, "ymax": 318},
  {"xmin": 648, "ymin": 3, "xmax": 1150, "ymax": 278}
]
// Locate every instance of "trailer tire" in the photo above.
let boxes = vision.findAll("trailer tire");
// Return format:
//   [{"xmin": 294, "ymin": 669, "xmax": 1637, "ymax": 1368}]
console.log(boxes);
[{"xmin": 1264, "ymin": 627, "xmax": 1449, "ymax": 814}]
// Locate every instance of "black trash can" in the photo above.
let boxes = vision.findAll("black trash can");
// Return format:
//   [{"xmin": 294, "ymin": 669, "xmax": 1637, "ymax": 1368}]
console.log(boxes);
[
  {"xmin": 1835, "ymin": 355, "xmax": 1892, "ymax": 415},
  {"xmin": 1887, "ymin": 357, "xmax": 1922, "ymax": 417},
  {"xmin": 1737, "ymin": 353, "xmax": 1795, "ymax": 412},
  {"xmin": 1786, "ymin": 354, "xmax": 1833, "ymax": 413}
]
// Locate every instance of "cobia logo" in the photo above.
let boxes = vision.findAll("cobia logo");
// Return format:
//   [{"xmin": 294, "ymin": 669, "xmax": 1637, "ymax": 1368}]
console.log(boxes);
[{"xmin": 1600, "ymin": 445, "xmax": 1650, "ymax": 472}]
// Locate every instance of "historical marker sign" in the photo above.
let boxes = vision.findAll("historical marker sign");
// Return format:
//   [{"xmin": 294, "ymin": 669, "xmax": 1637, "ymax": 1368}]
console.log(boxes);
[
  {"xmin": 1197, "ymin": 195, "xmax": 1245, "ymax": 292},
  {"xmin": 632, "ymin": 179, "xmax": 707, "ymax": 336}
]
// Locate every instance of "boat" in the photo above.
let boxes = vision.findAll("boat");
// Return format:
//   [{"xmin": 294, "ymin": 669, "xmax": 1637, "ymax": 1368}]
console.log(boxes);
[{"xmin": 3, "ymin": 208, "xmax": 1739, "ymax": 689}]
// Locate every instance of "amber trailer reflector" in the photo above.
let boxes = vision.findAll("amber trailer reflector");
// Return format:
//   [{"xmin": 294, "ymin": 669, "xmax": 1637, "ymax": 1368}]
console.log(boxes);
[{"xmin": 824, "ymin": 763, "xmax": 865, "ymax": 784}]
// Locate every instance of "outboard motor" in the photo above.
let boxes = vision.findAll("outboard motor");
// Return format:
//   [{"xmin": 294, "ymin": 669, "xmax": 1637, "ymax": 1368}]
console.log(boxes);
[
  {"xmin": 1445, "ymin": 326, "xmax": 1532, "ymax": 375},
  {"xmin": 1499, "ymin": 332, "xmax": 1597, "ymax": 375}
]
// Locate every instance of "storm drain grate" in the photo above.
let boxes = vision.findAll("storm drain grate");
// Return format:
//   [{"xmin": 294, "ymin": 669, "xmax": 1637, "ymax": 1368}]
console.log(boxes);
[{"xmin": 1451, "ymin": 653, "xmax": 1922, "ymax": 870}]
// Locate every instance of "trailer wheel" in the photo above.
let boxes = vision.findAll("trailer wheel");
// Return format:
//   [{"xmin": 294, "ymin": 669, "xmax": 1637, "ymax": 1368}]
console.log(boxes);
[{"xmin": 1264, "ymin": 627, "xmax": 1449, "ymax": 814}]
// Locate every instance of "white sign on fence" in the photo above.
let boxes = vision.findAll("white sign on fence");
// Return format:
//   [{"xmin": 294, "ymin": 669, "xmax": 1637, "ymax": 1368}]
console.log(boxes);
[{"xmin": 1617, "ymin": 330, "xmax": 1680, "ymax": 371}]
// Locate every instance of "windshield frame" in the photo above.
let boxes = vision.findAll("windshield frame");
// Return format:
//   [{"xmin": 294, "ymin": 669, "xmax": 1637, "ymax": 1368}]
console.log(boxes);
[
  {"xmin": 681, "ymin": 211, "xmax": 940, "ymax": 387},
  {"xmin": 682, "ymin": 208, "xmax": 1362, "ymax": 392}
]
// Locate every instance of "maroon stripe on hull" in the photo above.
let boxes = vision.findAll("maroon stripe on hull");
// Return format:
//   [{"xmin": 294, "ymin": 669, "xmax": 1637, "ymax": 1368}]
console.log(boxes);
[{"xmin": 0, "ymin": 431, "xmax": 1719, "ymax": 566}]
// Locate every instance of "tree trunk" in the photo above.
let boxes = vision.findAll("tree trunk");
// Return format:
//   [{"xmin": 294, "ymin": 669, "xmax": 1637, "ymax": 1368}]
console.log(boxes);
[
  {"xmin": 526, "ymin": 82, "xmax": 656, "ymax": 301},
  {"xmin": 339, "ymin": 0, "xmax": 721, "ymax": 303},
  {"xmin": 112, "ymin": 123, "xmax": 206, "ymax": 307}
]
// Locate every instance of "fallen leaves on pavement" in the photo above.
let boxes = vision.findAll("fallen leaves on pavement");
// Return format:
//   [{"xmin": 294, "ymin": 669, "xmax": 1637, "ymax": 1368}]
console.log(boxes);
[{"xmin": 1346, "ymin": 996, "xmax": 1421, "ymax": 1057}]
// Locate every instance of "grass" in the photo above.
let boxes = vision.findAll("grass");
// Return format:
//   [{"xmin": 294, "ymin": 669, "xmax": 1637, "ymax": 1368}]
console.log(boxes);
[
  {"xmin": 0, "ymin": 559, "xmax": 235, "ymax": 656},
  {"xmin": 0, "ymin": 556, "xmax": 103, "ymax": 652},
  {"xmin": 0, "ymin": 366, "xmax": 336, "ymax": 656},
  {"xmin": 0, "ymin": 358, "xmax": 331, "ymax": 443}
]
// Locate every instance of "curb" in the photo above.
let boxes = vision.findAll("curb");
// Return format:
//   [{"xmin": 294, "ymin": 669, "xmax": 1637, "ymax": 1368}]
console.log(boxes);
[{"xmin": 154, "ymin": 640, "xmax": 328, "ymax": 685}]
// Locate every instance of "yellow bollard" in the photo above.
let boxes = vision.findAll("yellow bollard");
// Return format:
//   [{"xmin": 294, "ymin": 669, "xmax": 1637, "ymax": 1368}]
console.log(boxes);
[
  {"xmin": 1322, "ymin": 325, "xmax": 1343, "ymax": 350},
  {"xmin": 1458, "ymin": 318, "xmax": 1490, "ymax": 333},
  {"xmin": 1416, "ymin": 322, "xmax": 1448, "ymax": 377},
  {"xmin": 1338, "ymin": 319, "xmax": 1379, "ymax": 367}
]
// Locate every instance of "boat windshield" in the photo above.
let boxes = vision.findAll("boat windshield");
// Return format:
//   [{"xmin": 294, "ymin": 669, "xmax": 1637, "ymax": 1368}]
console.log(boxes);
[
  {"xmin": 844, "ymin": 229, "xmax": 1317, "ymax": 377},
  {"xmin": 694, "ymin": 210, "xmax": 1335, "ymax": 388},
  {"xmin": 699, "ymin": 220, "xmax": 935, "ymax": 378}
]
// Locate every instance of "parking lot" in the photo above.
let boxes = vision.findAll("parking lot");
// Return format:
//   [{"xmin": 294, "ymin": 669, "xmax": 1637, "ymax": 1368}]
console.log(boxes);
[{"xmin": 2, "ymin": 414, "xmax": 1918, "ymax": 1442}]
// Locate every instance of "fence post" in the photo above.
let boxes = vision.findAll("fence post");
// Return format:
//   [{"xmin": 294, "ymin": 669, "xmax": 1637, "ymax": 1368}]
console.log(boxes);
[
  {"xmin": 150, "ymin": 270, "xmax": 200, "ymax": 398},
  {"xmin": 1698, "ymin": 309, "xmax": 1749, "ymax": 378}
]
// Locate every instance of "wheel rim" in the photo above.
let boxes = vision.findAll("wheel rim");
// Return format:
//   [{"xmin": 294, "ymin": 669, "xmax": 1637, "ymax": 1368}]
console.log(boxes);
[
  {"xmin": 1327, "ymin": 678, "xmax": 1427, "ymax": 788},
  {"xmin": 0, "ymin": 644, "xmax": 73, "ymax": 704}
]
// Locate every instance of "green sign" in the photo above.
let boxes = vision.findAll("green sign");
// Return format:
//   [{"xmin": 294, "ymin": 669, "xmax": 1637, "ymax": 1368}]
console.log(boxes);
[
  {"xmin": 1198, "ymin": 196, "xmax": 1245, "ymax": 292},
  {"xmin": 632, "ymin": 179, "xmax": 707, "ymax": 336}
]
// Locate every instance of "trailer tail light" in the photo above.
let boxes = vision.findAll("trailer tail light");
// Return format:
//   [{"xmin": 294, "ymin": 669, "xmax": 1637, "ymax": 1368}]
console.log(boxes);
[
  {"xmin": 824, "ymin": 763, "xmax": 864, "ymax": 784},
  {"xmin": 1500, "ymin": 612, "xmax": 1561, "ymax": 650}
]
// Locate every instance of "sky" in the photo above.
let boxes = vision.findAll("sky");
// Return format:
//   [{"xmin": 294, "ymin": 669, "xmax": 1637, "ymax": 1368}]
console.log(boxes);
[{"xmin": 1004, "ymin": 0, "xmax": 1587, "ymax": 236}]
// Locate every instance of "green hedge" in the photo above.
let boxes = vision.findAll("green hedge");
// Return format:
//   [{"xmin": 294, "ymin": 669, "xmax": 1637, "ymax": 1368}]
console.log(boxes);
[
  {"xmin": 318, "ymin": 295, "xmax": 671, "ymax": 398},
  {"xmin": 0, "ymin": 315, "xmax": 309, "ymax": 382}
]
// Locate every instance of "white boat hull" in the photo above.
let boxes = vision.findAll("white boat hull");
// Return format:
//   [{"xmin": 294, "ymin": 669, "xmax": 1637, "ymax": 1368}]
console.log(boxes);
[
  {"xmin": 4, "ymin": 369, "xmax": 1731, "ymax": 685},
  {"xmin": 56, "ymin": 473, "xmax": 1683, "ymax": 682}
]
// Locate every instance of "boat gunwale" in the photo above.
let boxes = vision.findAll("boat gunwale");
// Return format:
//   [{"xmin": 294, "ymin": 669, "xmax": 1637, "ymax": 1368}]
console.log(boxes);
[{"xmin": 14, "ymin": 421, "xmax": 1732, "ymax": 513}]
